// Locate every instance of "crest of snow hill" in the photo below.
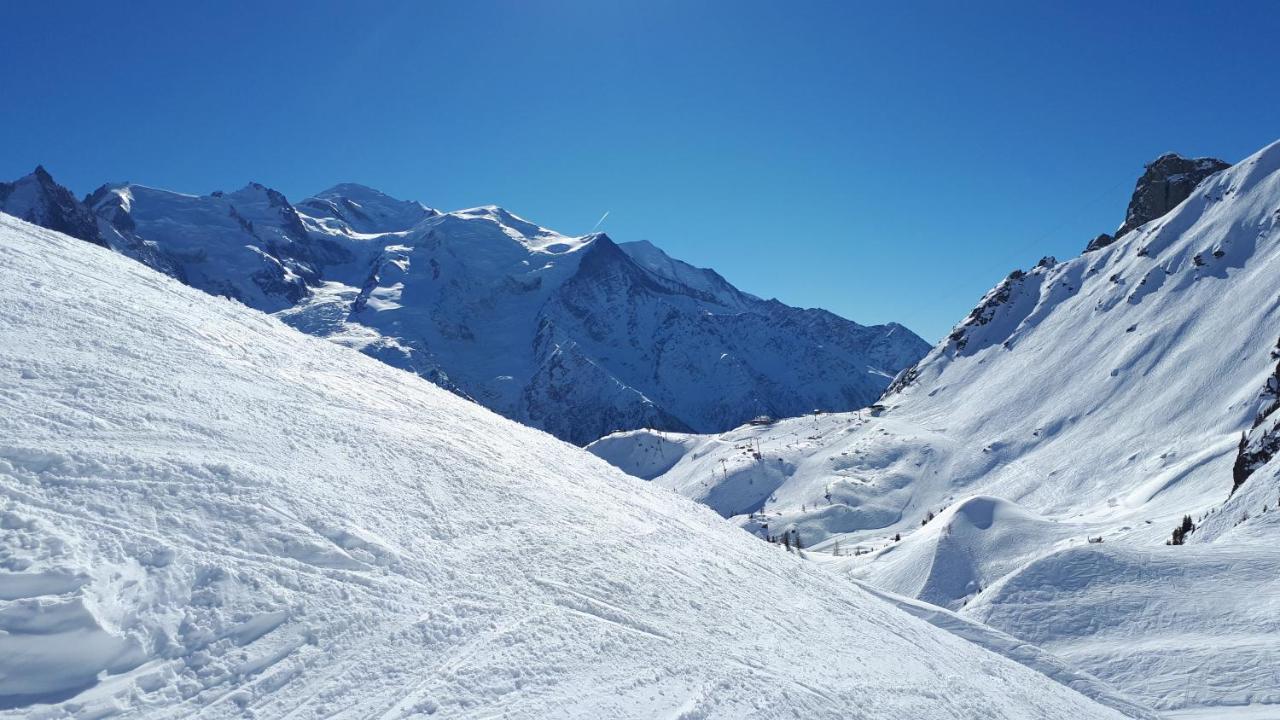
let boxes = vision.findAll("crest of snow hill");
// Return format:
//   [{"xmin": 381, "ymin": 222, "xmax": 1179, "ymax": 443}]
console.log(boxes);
[
  {"xmin": 0, "ymin": 169, "xmax": 929, "ymax": 445},
  {"xmin": 589, "ymin": 140, "xmax": 1280, "ymax": 714}
]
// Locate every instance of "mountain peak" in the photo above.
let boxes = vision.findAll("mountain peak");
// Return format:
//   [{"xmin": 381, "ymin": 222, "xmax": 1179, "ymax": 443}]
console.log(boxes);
[
  {"xmin": 1116, "ymin": 152, "xmax": 1230, "ymax": 238},
  {"xmin": 300, "ymin": 183, "xmax": 435, "ymax": 234},
  {"xmin": 0, "ymin": 165, "xmax": 105, "ymax": 247},
  {"xmin": 1084, "ymin": 151, "xmax": 1232, "ymax": 252}
]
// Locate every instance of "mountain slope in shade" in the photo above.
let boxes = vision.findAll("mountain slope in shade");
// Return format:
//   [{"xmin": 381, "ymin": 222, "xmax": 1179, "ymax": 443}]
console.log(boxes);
[
  {"xmin": 0, "ymin": 213, "xmax": 1129, "ymax": 719},
  {"xmin": 596, "ymin": 140, "xmax": 1280, "ymax": 713},
  {"xmin": 1, "ymin": 169, "xmax": 929, "ymax": 444}
]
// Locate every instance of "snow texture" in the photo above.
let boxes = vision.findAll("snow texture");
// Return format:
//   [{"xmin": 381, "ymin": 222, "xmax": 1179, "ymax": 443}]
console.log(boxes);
[{"xmin": 0, "ymin": 214, "xmax": 1126, "ymax": 718}]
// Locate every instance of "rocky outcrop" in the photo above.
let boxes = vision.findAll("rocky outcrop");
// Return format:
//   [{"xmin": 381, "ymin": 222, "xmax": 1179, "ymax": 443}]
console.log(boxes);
[
  {"xmin": 1116, "ymin": 154, "xmax": 1230, "ymax": 238},
  {"xmin": 1084, "ymin": 233, "xmax": 1115, "ymax": 252},
  {"xmin": 1084, "ymin": 153, "xmax": 1230, "ymax": 252}
]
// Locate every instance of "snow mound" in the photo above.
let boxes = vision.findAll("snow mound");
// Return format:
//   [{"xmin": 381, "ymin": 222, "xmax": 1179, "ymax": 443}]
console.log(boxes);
[
  {"xmin": 583, "ymin": 428, "xmax": 703, "ymax": 480},
  {"xmin": 849, "ymin": 496, "xmax": 1084, "ymax": 610},
  {"xmin": 965, "ymin": 543, "xmax": 1280, "ymax": 712},
  {"xmin": 0, "ymin": 214, "xmax": 1128, "ymax": 718}
]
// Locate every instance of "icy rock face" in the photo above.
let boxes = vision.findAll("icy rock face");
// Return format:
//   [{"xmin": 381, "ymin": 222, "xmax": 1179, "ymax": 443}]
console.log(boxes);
[
  {"xmin": 0, "ymin": 214, "xmax": 1130, "ymax": 719},
  {"xmin": 1115, "ymin": 153, "xmax": 1230, "ymax": 239},
  {"xmin": 1, "ymin": 170, "xmax": 929, "ymax": 444},
  {"xmin": 0, "ymin": 167, "xmax": 104, "ymax": 247}
]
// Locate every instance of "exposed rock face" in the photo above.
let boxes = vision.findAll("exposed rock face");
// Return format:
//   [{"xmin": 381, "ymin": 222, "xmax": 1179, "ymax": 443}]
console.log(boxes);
[
  {"xmin": 939, "ymin": 257, "xmax": 1057, "ymax": 359},
  {"xmin": 1116, "ymin": 153, "xmax": 1230, "ymax": 238},
  {"xmin": 1084, "ymin": 233, "xmax": 1115, "ymax": 252},
  {"xmin": 0, "ymin": 166, "xmax": 105, "ymax": 246},
  {"xmin": 1079, "ymin": 154, "xmax": 1230, "ymax": 252}
]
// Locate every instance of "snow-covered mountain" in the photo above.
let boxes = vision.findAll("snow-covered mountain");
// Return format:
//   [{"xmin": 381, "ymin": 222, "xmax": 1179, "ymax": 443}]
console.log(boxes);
[
  {"xmin": 591, "ymin": 141, "xmax": 1280, "ymax": 714},
  {"xmin": 0, "ymin": 168, "xmax": 928, "ymax": 444},
  {"xmin": 0, "ymin": 167, "xmax": 104, "ymax": 248},
  {"xmin": 0, "ymin": 213, "xmax": 1136, "ymax": 719}
]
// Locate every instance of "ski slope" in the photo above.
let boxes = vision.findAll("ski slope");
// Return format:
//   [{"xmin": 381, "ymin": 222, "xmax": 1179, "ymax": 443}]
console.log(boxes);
[{"xmin": 0, "ymin": 213, "xmax": 1131, "ymax": 718}]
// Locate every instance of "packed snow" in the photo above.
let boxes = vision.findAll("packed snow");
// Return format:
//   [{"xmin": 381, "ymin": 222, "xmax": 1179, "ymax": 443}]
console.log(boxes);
[{"xmin": 0, "ymin": 214, "xmax": 1131, "ymax": 718}]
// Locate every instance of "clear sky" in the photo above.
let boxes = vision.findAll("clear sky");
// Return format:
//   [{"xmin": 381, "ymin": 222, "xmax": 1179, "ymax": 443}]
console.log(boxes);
[{"xmin": 3, "ymin": 1, "xmax": 1277, "ymax": 340}]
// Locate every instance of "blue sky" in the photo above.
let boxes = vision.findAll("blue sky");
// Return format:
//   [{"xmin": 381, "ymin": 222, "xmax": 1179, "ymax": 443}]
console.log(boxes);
[{"xmin": 3, "ymin": 1, "xmax": 1277, "ymax": 340}]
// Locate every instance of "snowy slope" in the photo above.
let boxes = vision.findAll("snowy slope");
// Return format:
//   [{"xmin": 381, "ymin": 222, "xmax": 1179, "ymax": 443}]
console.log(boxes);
[
  {"xmin": 3, "ymin": 169, "xmax": 929, "ymax": 444},
  {"xmin": 598, "ymin": 140, "xmax": 1280, "ymax": 713},
  {"xmin": 610, "ymin": 141, "xmax": 1278, "ymax": 540},
  {"xmin": 0, "ymin": 214, "xmax": 1130, "ymax": 718},
  {"xmin": 963, "ymin": 542, "xmax": 1280, "ymax": 712},
  {"xmin": 849, "ymin": 581, "xmax": 1161, "ymax": 720}
]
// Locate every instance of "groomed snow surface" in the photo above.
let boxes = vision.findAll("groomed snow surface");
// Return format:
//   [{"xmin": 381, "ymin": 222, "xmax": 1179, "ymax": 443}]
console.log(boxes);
[{"xmin": 0, "ymin": 214, "xmax": 1134, "ymax": 718}]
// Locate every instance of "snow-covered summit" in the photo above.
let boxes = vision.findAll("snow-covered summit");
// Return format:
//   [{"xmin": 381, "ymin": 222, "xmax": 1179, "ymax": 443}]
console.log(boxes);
[
  {"xmin": 0, "ymin": 166, "xmax": 103, "ymax": 247},
  {"xmin": 2, "ymin": 168, "xmax": 929, "ymax": 444},
  {"xmin": 85, "ymin": 180, "xmax": 323, "ymax": 311},
  {"xmin": 0, "ymin": 213, "xmax": 1127, "ymax": 719},
  {"xmin": 620, "ymin": 239, "xmax": 758, "ymax": 309},
  {"xmin": 299, "ymin": 182, "xmax": 437, "ymax": 235}
]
